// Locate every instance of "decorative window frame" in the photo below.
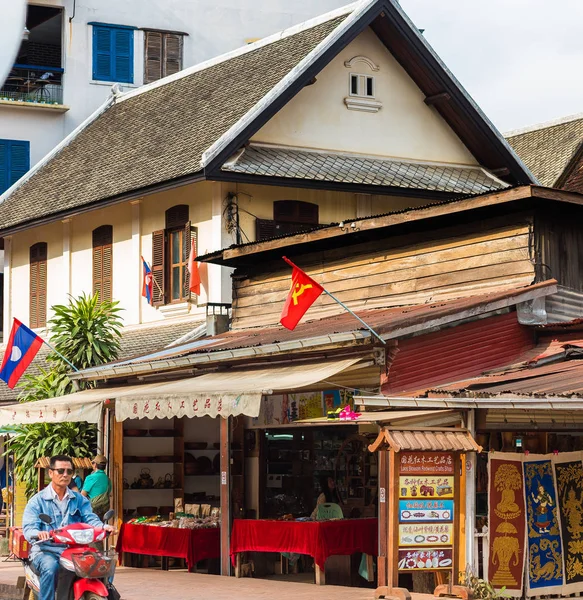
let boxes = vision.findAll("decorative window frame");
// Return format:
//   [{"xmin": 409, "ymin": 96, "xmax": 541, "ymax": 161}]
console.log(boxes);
[{"xmin": 344, "ymin": 55, "xmax": 382, "ymax": 113}]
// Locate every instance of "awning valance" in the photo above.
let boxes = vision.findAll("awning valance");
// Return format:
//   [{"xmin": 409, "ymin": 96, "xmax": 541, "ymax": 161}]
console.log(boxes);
[
  {"xmin": 0, "ymin": 357, "xmax": 362, "ymax": 425},
  {"xmin": 368, "ymin": 427, "xmax": 482, "ymax": 453}
]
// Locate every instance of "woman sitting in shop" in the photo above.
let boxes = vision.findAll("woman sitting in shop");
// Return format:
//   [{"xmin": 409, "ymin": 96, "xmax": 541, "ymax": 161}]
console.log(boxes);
[{"xmin": 311, "ymin": 476, "xmax": 343, "ymax": 519}]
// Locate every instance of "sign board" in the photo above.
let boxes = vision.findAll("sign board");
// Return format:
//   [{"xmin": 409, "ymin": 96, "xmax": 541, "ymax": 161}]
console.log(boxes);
[
  {"xmin": 399, "ymin": 476, "xmax": 454, "ymax": 499},
  {"xmin": 399, "ymin": 499, "xmax": 454, "ymax": 522},
  {"xmin": 398, "ymin": 548, "xmax": 453, "ymax": 571},
  {"xmin": 399, "ymin": 452, "xmax": 455, "ymax": 475},
  {"xmin": 398, "ymin": 523, "xmax": 454, "ymax": 547}
]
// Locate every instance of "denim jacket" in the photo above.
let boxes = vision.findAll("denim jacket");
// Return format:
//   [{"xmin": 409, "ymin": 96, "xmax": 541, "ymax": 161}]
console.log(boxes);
[{"xmin": 23, "ymin": 484, "xmax": 103, "ymax": 558}]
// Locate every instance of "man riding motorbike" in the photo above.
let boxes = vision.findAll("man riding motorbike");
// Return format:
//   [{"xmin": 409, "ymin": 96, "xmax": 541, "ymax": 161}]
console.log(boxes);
[{"xmin": 22, "ymin": 454, "xmax": 115, "ymax": 600}]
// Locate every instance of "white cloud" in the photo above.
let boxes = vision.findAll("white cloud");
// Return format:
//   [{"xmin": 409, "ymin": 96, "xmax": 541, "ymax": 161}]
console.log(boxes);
[{"xmin": 399, "ymin": 0, "xmax": 583, "ymax": 131}]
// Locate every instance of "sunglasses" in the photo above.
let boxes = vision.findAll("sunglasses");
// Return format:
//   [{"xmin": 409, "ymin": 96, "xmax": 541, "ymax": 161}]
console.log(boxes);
[{"xmin": 51, "ymin": 468, "xmax": 74, "ymax": 475}]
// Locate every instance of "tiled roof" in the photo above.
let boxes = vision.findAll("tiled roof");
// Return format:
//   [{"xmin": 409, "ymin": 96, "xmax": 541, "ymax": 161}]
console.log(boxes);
[
  {"xmin": 0, "ymin": 14, "xmax": 347, "ymax": 232},
  {"xmin": 0, "ymin": 318, "xmax": 203, "ymax": 403},
  {"xmin": 506, "ymin": 114, "xmax": 583, "ymax": 186},
  {"xmin": 223, "ymin": 144, "xmax": 508, "ymax": 194}
]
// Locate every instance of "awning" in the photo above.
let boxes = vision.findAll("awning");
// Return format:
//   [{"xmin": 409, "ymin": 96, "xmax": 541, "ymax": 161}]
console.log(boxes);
[
  {"xmin": 368, "ymin": 427, "xmax": 482, "ymax": 453},
  {"xmin": 299, "ymin": 409, "xmax": 463, "ymax": 428},
  {"xmin": 0, "ymin": 358, "xmax": 362, "ymax": 425}
]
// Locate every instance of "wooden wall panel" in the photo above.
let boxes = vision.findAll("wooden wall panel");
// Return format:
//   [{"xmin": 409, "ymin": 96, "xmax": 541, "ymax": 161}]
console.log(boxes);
[{"xmin": 232, "ymin": 219, "xmax": 535, "ymax": 329}]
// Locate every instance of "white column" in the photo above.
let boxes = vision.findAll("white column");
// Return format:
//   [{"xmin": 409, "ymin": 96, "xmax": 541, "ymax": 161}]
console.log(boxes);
[
  {"xmin": 210, "ymin": 182, "xmax": 233, "ymax": 305},
  {"xmin": 465, "ymin": 409, "xmax": 476, "ymax": 572},
  {"xmin": 131, "ymin": 199, "xmax": 142, "ymax": 324},
  {"xmin": 62, "ymin": 218, "xmax": 72, "ymax": 296},
  {"xmin": 3, "ymin": 236, "xmax": 11, "ymax": 341}
]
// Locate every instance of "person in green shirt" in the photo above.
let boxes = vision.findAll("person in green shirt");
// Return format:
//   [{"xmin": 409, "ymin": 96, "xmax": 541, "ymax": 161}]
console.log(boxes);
[{"xmin": 81, "ymin": 454, "xmax": 111, "ymax": 519}]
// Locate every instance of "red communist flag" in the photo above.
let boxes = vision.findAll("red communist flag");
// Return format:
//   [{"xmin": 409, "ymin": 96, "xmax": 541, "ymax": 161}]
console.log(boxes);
[{"xmin": 280, "ymin": 257, "xmax": 324, "ymax": 330}]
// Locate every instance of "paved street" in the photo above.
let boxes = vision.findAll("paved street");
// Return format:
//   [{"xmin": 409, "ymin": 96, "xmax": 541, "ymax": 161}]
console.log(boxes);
[{"xmin": 0, "ymin": 560, "xmax": 379, "ymax": 600}]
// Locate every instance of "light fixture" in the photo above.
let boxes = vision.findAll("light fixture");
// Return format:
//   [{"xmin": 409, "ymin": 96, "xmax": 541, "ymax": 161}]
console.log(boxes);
[{"xmin": 23, "ymin": 26, "xmax": 30, "ymax": 41}]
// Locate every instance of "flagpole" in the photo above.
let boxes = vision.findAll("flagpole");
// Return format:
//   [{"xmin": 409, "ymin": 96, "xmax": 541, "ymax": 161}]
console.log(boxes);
[
  {"xmin": 40, "ymin": 339, "xmax": 80, "ymax": 372},
  {"xmin": 142, "ymin": 257, "xmax": 164, "ymax": 297},
  {"xmin": 282, "ymin": 256, "xmax": 386, "ymax": 345}
]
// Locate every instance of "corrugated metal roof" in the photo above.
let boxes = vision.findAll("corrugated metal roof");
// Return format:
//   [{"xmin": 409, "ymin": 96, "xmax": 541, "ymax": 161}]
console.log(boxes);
[
  {"xmin": 223, "ymin": 144, "xmax": 508, "ymax": 194},
  {"xmin": 369, "ymin": 428, "xmax": 481, "ymax": 452},
  {"xmin": 72, "ymin": 281, "xmax": 556, "ymax": 382}
]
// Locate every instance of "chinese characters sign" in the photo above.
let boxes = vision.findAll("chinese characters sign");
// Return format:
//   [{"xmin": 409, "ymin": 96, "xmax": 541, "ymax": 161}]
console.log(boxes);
[
  {"xmin": 399, "ymin": 452, "xmax": 454, "ymax": 475},
  {"xmin": 399, "ymin": 523, "xmax": 453, "ymax": 546},
  {"xmin": 399, "ymin": 476, "xmax": 454, "ymax": 499},
  {"xmin": 399, "ymin": 499, "xmax": 454, "ymax": 522},
  {"xmin": 398, "ymin": 548, "xmax": 453, "ymax": 571}
]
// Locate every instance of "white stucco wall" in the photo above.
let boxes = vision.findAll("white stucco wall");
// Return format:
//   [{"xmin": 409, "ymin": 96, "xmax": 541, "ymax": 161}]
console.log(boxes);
[
  {"xmin": 252, "ymin": 27, "xmax": 479, "ymax": 165},
  {"xmin": 0, "ymin": 0, "xmax": 349, "ymax": 169}
]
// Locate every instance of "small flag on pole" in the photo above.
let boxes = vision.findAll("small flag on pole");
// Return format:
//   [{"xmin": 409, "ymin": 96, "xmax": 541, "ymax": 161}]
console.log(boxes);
[
  {"xmin": 280, "ymin": 257, "xmax": 324, "ymax": 330},
  {"xmin": 0, "ymin": 319, "xmax": 43, "ymax": 388},
  {"xmin": 188, "ymin": 239, "xmax": 201, "ymax": 296},
  {"xmin": 141, "ymin": 256, "xmax": 153, "ymax": 304}
]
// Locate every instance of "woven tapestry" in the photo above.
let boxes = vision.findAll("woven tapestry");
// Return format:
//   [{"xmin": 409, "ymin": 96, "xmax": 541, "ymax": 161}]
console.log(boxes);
[
  {"xmin": 555, "ymin": 459, "xmax": 583, "ymax": 593},
  {"xmin": 488, "ymin": 457, "xmax": 526, "ymax": 596},
  {"xmin": 524, "ymin": 459, "xmax": 563, "ymax": 595}
]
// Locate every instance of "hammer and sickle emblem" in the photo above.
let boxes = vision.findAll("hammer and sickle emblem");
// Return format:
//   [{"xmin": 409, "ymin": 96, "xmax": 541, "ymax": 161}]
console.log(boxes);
[{"xmin": 292, "ymin": 282, "xmax": 313, "ymax": 305}]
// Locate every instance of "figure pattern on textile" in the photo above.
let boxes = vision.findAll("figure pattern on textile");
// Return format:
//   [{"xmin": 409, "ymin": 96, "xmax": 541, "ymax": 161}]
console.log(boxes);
[
  {"xmin": 489, "ymin": 461, "xmax": 525, "ymax": 589},
  {"xmin": 556, "ymin": 461, "xmax": 583, "ymax": 584},
  {"xmin": 524, "ymin": 460, "xmax": 563, "ymax": 589}
]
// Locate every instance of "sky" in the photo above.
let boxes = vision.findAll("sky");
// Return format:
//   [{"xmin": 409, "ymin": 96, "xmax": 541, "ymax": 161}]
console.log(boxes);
[{"xmin": 398, "ymin": 0, "xmax": 583, "ymax": 133}]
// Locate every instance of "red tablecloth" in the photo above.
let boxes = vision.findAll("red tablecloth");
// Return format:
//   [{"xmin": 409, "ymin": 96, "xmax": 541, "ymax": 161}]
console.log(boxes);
[
  {"xmin": 230, "ymin": 518, "xmax": 377, "ymax": 570},
  {"xmin": 117, "ymin": 523, "xmax": 220, "ymax": 570}
]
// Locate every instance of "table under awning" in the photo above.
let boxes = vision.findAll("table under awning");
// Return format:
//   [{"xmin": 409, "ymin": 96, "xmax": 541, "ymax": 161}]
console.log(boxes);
[{"xmin": 0, "ymin": 357, "xmax": 363, "ymax": 425}]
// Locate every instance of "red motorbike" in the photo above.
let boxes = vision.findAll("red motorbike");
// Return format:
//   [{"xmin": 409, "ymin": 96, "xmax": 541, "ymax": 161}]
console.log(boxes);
[{"xmin": 23, "ymin": 510, "xmax": 118, "ymax": 600}]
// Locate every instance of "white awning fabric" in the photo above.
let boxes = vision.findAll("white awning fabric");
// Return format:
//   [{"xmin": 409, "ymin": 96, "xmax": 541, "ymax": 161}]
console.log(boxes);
[{"xmin": 0, "ymin": 358, "xmax": 362, "ymax": 425}]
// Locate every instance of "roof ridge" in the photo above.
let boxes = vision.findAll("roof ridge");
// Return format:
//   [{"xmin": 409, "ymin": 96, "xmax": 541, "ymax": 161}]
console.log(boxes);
[
  {"xmin": 504, "ymin": 112, "xmax": 583, "ymax": 138},
  {"xmin": 117, "ymin": 1, "xmax": 361, "ymax": 105}
]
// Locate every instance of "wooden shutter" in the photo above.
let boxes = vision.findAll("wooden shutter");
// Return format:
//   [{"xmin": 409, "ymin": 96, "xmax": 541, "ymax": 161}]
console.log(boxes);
[
  {"xmin": 163, "ymin": 34, "xmax": 182, "ymax": 77},
  {"xmin": 93, "ymin": 26, "xmax": 112, "ymax": 81},
  {"xmin": 151, "ymin": 229, "xmax": 166, "ymax": 306},
  {"xmin": 92, "ymin": 225, "xmax": 113, "ymax": 303},
  {"xmin": 8, "ymin": 141, "xmax": 29, "ymax": 187},
  {"xmin": 256, "ymin": 218, "xmax": 277, "ymax": 241},
  {"xmin": 144, "ymin": 31, "xmax": 163, "ymax": 84},
  {"xmin": 30, "ymin": 242, "xmax": 47, "ymax": 329},
  {"xmin": 165, "ymin": 205, "xmax": 189, "ymax": 230},
  {"xmin": 183, "ymin": 223, "xmax": 198, "ymax": 301},
  {"xmin": 274, "ymin": 200, "xmax": 318, "ymax": 224},
  {"xmin": 113, "ymin": 28, "xmax": 133, "ymax": 83}
]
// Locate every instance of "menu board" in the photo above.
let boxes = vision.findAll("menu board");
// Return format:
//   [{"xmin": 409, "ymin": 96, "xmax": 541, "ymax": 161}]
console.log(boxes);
[
  {"xmin": 399, "ymin": 476, "xmax": 454, "ymax": 499},
  {"xmin": 398, "ymin": 452, "xmax": 455, "ymax": 572},
  {"xmin": 399, "ymin": 499, "xmax": 454, "ymax": 522},
  {"xmin": 398, "ymin": 548, "xmax": 453, "ymax": 571}
]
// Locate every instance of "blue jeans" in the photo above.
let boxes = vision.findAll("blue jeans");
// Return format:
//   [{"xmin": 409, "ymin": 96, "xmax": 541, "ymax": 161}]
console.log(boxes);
[{"xmin": 31, "ymin": 545, "xmax": 65, "ymax": 600}]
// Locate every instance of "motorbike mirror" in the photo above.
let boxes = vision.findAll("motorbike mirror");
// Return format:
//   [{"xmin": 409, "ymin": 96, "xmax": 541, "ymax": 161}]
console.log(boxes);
[
  {"xmin": 39, "ymin": 513, "xmax": 52, "ymax": 524},
  {"xmin": 103, "ymin": 509, "xmax": 115, "ymax": 522}
]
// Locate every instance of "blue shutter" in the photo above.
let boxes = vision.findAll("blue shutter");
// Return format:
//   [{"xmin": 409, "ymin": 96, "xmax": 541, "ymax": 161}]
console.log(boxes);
[
  {"xmin": 113, "ymin": 28, "xmax": 133, "ymax": 83},
  {"xmin": 9, "ymin": 142, "xmax": 30, "ymax": 187},
  {"xmin": 93, "ymin": 26, "xmax": 113, "ymax": 81},
  {"xmin": 0, "ymin": 141, "xmax": 7, "ymax": 195}
]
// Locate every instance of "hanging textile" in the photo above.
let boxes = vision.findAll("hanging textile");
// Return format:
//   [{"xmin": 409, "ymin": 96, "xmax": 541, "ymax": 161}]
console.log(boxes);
[
  {"xmin": 523, "ymin": 458, "xmax": 563, "ymax": 594},
  {"xmin": 488, "ymin": 456, "xmax": 527, "ymax": 597}
]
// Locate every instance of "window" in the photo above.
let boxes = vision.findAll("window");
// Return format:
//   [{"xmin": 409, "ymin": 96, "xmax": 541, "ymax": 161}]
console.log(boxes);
[
  {"xmin": 256, "ymin": 201, "xmax": 319, "ymax": 242},
  {"xmin": 0, "ymin": 140, "xmax": 30, "ymax": 194},
  {"xmin": 144, "ymin": 31, "xmax": 183, "ymax": 83},
  {"xmin": 92, "ymin": 225, "xmax": 113, "ymax": 303},
  {"xmin": 151, "ymin": 205, "xmax": 198, "ymax": 306},
  {"xmin": 92, "ymin": 23, "xmax": 134, "ymax": 83},
  {"xmin": 30, "ymin": 242, "xmax": 47, "ymax": 329},
  {"xmin": 350, "ymin": 73, "xmax": 375, "ymax": 98}
]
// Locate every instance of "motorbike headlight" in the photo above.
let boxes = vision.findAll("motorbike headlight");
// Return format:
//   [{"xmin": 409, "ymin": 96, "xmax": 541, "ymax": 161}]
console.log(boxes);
[{"xmin": 70, "ymin": 529, "xmax": 94, "ymax": 544}]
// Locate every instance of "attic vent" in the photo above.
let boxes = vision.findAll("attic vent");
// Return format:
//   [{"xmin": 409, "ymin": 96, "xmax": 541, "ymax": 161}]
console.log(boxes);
[{"xmin": 345, "ymin": 73, "xmax": 382, "ymax": 114}]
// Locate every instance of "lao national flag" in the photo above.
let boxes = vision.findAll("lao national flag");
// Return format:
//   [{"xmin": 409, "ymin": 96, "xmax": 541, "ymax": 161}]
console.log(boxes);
[
  {"xmin": 0, "ymin": 319, "xmax": 43, "ymax": 389},
  {"xmin": 141, "ymin": 257, "xmax": 153, "ymax": 304},
  {"xmin": 280, "ymin": 257, "xmax": 324, "ymax": 330}
]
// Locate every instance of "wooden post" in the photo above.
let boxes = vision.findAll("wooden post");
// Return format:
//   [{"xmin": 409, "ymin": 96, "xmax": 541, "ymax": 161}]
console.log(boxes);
[
  {"xmin": 220, "ymin": 416, "xmax": 231, "ymax": 576},
  {"xmin": 110, "ymin": 410, "xmax": 124, "ymax": 549},
  {"xmin": 377, "ymin": 449, "xmax": 388, "ymax": 587},
  {"xmin": 315, "ymin": 563, "xmax": 326, "ymax": 585}
]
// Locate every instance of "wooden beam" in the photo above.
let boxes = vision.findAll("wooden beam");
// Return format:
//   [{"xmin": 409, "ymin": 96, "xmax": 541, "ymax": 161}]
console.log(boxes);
[
  {"xmin": 377, "ymin": 449, "xmax": 388, "ymax": 588},
  {"xmin": 220, "ymin": 417, "xmax": 231, "ymax": 576},
  {"xmin": 490, "ymin": 167, "xmax": 510, "ymax": 177},
  {"xmin": 424, "ymin": 92, "xmax": 451, "ymax": 106}
]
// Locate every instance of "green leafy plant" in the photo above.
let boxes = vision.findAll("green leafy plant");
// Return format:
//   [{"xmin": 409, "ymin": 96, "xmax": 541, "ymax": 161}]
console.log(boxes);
[
  {"xmin": 5, "ymin": 293, "xmax": 123, "ymax": 497},
  {"xmin": 459, "ymin": 565, "xmax": 508, "ymax": 600}
]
